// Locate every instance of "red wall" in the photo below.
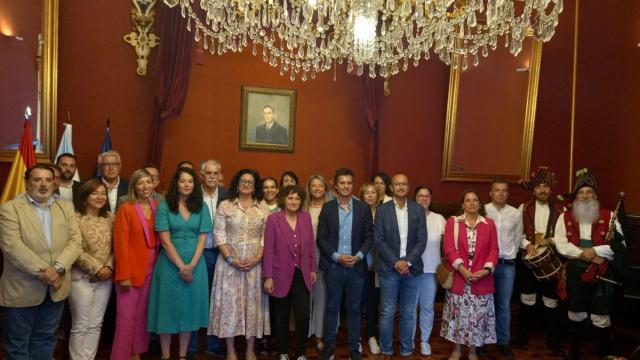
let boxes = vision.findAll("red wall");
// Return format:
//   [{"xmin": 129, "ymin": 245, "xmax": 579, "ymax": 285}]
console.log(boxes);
[
  {"xmin": 0, "ymin": 1, "xmax": 41, "ymax": 149},
  {"xmin": 573, "ymin": 0, "xmax": 640, "ymax": 212},
  {"xmin": 159, "ymin": 50, "xmax": 368, "ymax": 188}
]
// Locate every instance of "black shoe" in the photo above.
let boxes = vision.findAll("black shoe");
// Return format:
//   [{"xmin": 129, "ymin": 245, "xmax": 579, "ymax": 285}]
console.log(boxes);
[
  {"xmin": 548, "ymin": 344, "xmax": 566, "ymax": 357},
  {"xmin": 498, "ymin": 344, "xmax": 515, "ymax": 358},
  {"xmin": 476, "ymin": 345, "xmax": 487, "ymax": 357},
  {"xmin": 349, "ymin": 350, "xmax": 361, "ymax": 360},
  {"xmin": 319, "ymin": 347, "xmax": 335, "ymax": 360},
  {"xmin": 186, "ymin": 352, "xmax": 197, "ymax": 360}
]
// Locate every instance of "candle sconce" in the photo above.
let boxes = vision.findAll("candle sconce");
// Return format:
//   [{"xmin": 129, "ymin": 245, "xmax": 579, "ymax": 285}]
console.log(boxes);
[{"xmin": 123, "ymin": 0, "xmax": 159, "ymax": 76}]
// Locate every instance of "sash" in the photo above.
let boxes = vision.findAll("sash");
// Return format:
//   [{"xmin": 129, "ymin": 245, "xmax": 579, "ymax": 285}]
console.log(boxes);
[{"xmin": 134, "ymin": 200, "xmax": 158, "ymax": 249}]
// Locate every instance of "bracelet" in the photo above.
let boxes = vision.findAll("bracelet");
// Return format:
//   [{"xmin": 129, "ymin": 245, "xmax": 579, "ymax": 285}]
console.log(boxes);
[
  {"xmin": 225, "ymin": 256, "xmax": 234, "ymax": 265},
  {"xmin": 483, "ymin": 266, "xmax": 493, "ymax": 274}
]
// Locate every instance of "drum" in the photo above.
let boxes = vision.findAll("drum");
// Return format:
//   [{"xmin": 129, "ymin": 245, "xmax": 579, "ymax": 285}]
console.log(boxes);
[{"xmin": 523, "ymin": 245, "xmax": 562, "ymax": 280}]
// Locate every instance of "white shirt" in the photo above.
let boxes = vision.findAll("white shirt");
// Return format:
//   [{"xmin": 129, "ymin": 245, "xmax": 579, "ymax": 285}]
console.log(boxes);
[
  {"xmin": 518, "ymin": 201, "xmax": 563, "ymax": 249},
  {"xmin": 554, "ymin": 210, "xmax": 622, "ymax": 261},
  {"xmin": 102, "ymin": 177, "xmax": 120, "ymax": 211},
  {"xmin": 485, "ymin": 202, "xmax": 523, "ymax": 260},
  {"xmin": 27, "ymin": 194, "xmax": 54, "ymax": 248},
  {"xmin": 202, "ymin": 186, "xmax": 219, "ymax": 249},
  {"xmin": 421, "ymin": 211, "xmax": 446, "ymax": 273},
  {"xmin": 382, "ymin": 195, "xmax": 393, "ymax": 203},
  {"xmin": 58, "ymin": 183, "xmax": 74, "ymax": 202},
  {"xmin": 394, "ymin": 199, "xmax": 409, "ymax": 258}
]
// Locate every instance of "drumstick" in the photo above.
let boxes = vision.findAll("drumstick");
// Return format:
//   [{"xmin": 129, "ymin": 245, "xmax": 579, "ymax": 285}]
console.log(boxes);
[{"xmin": 596, "ymin": 275, "xmax": 623, "ymax": 286}]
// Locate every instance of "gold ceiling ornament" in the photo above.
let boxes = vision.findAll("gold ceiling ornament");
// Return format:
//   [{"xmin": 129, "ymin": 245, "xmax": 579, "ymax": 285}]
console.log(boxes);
[
  {"xmin": 163, "ymin": 0, "xmax": 562, "ymax": 81},
  {"xmin": 124, "ymin": 0, "xmax": 160, "ymax": 76}
]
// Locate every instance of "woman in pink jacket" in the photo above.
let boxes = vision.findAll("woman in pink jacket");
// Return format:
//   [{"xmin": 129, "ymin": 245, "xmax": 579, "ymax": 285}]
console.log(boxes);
[
  {"xmin": 263, "ymin": 185, "xmax": 317, "ymax": 360},
  {"xmin": 440, "ymin": 189, "xmax": 499, "ymax": 360}
]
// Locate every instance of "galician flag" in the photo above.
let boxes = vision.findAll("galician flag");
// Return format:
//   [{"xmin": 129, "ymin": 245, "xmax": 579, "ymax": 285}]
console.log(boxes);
[
  {"xmin": 1, "ymin": 121, "xmax": 37, "ymax": 204},
  {"xmin": 55, "ymin": 123, "xmax": 81, "ymax": 181}
]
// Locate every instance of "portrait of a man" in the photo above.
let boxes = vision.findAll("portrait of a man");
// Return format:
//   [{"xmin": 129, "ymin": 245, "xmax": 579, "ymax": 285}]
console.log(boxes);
[
  {"xmin": 255, "ymin": 105, "xmax": 288, "ymax": 145},
  {"xmin": 240, "ymin": 86, "xmax": 296, "ymax": 152}
]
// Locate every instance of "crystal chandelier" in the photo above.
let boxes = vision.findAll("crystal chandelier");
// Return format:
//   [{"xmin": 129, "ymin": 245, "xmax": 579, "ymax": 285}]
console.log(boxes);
[{"xmin": 163, "ymin": 0, "xmax": 563, "ymax": 80}]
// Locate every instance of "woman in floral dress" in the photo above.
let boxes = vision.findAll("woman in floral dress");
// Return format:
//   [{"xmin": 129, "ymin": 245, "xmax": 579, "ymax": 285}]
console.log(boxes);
[
  {"xmin": 440, "ymin": 190, "xmax": 499, "ymax": 360},
  {"xmin": 209, "ymin": 169, "xmax": 270, "ymax": 360}
]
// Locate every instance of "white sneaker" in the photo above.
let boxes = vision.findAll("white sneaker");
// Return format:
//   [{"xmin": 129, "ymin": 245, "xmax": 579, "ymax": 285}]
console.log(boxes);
[
  {"xmin": 296, "ymin": 356, "xmax": 307, "ymax": 360},
  {"xmin": 359, "ymin": 343, "xmax": 363, "ymax": 353},
  {"xmin": 368, "ymin": 337, "xmax": 381, "ymax": 354},
  {"xmin": 279, "ymin": 355, "xmax": 290, "ymax": 360},
  {"xmin": 420, "ymin": 341, "xmax": 432, "ymax": 356}
]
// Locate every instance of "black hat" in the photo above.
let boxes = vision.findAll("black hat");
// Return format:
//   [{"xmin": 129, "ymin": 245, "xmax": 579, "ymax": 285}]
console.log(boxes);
[
  {"xmin": 522, "ymin": 166, "xmax": 556, "ymax": 191},
  {"xmin": 572, "ymin": 168, "xmax": 598, "ymax": 195}
]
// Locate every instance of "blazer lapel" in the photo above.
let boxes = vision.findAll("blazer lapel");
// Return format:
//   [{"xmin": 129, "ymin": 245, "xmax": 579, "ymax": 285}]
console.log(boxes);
[
  {"xmin": 388, "ymin": 202, "xmax": 400, "ymax": 246},
  {"xmin": 277, "ymin": 212, "xmax": 296, "ymax": 257},
  {"xmin": 17, "ymin": 197, "xmax": 50, "ymax": 249}
]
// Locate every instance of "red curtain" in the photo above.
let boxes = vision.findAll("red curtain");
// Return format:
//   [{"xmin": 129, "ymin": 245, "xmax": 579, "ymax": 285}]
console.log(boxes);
[
  {"xmin": 148, "ymin": 5, "xmax": 194, "ymax": 165},
  {"xmin": 360, "ymin": 77, "xmax": 384, "ymax": 179}
]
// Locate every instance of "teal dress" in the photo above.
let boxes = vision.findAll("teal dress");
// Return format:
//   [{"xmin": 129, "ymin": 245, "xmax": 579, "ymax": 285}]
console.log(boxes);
[{"xmin": 147, "ymin": 200, "xmax": 212, "ymax": 333}]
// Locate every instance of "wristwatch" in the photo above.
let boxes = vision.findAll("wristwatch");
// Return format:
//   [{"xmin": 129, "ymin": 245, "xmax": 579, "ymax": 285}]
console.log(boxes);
[
  {"xmin": 54, "ymin": 262, "xmax": 66, "ymax": 275},
  {"xmin": 483, "ymin": 266, "xmax": 493, "ymax": 274},
  {"xmin": 225, "ymin": 256, "xmax": 234, "ymax": 265}
]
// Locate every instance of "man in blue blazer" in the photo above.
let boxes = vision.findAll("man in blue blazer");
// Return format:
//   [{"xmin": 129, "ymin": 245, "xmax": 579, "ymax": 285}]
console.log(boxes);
[
  {"xmin": 317, "ymin": 168, "xmax": 373, "ymax": 360},
  {"xmin": 374, "ymin": 173, "xmax": 427, "ymax": 357}
]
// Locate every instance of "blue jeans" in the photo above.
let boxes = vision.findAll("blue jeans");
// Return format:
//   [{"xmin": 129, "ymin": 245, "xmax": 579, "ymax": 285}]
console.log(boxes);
[
  {"xmin": 323, "ymin": 263, "xmax": 364, "ymax": 352},
  {"xmin": 413, "ymin": 273, "xmax": 437, "ymax": 343},
  {"xmin": 379, "ymin": 270, "xmax": 420, "ymax": 356},
  {"xmin": 494, "ymin": 261, "xmax": 516, "ymax": 345},
  {"xmin": 3, "ymin": 291, "xmax": 65, "ymax": 360},
  {"xmin": 188, "ymin": 248, "xmax": 222, "ymax": 353}
]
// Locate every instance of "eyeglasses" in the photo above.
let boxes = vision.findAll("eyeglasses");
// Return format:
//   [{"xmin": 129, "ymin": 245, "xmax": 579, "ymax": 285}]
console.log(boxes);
[
  {"xmin": 150, "ymin": 175, "xmax": 160, "ymax": 180},
  {"xmin": 239, "ymin": 179, "xmax": 255, "ymax": 185},
  {"xmin": 416, "ymin": 194, "xmax": 432, "ymax": 199}
]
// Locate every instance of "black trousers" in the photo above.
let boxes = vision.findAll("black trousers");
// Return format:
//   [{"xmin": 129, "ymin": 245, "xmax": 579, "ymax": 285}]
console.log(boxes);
[
  {"xmin": 519, "ymin": 257, "xmax": 559, "ymax": 300},
  {"xmin": 271, "ymin": 268, "xmax": 311, "ymax": 357},
  {"xmin": 362, "ymin": 270, "xmax": 380, "ymax": 339},
  {"xmin": 566, "ymin": 260, "xmax": 611, "ymax": 315}
]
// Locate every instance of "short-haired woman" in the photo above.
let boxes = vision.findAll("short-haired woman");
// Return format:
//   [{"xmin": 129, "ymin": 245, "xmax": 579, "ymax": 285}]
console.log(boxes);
[
  {"xmin": 263, "ymin": 185, "xmax": 317, "ymax": 360},
  {"xmin": 69, "ymin": 179, "xmax": 114, "ymax": 360}
]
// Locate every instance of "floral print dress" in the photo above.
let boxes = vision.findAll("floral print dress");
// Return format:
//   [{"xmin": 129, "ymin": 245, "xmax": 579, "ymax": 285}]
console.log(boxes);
[
  {"xmin": 208, "ymin": 199, "xmax": 270, "ymax": 338},
  {"xmin": 440, "ymin": 215, "xmax": 497, "ymax": 347}
]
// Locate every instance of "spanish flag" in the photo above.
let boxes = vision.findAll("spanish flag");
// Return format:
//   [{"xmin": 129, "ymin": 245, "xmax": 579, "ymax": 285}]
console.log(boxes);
[{"xmin": 0, "ymin": 121, "xmax": 37, "ymax": 204}]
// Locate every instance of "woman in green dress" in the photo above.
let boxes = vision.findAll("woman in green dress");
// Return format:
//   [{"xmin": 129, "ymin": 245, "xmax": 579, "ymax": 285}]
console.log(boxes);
[{"xmin": 148, "ymin": 167, "xmax": 212, "ymax": 360}]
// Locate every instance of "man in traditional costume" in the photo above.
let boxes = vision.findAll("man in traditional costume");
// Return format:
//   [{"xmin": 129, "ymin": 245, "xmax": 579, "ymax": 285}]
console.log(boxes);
[
  {"xmin": 515, "ymin": 166, "xmax": 565, "ymax": 356},
  {"xmin": 554, "ymin": 169, "xmax": 625, "ymax": 359}
]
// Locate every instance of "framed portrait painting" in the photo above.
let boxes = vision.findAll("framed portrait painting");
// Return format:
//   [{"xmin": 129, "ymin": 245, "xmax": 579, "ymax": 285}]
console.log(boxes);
[{"xmin": 239, "ymin": 86, "xmax": 297, "ymax": 152}]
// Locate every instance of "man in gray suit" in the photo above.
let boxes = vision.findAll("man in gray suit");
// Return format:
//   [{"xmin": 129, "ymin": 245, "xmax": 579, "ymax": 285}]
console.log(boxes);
[
  {"xmin": 374, "ymin": 173, "xmax": 427, "ymax": 357},
  {"xmin": 255, "ymin": 105, "xmax": 288, "ymax": 145},
  {"xmin": 0, "ymin": 164, "xmax": 82, "ymax": 359}
]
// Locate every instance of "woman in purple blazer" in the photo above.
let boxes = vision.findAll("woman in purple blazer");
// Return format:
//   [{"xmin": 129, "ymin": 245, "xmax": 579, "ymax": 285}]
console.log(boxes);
[{"xmin": 263, "ymin": 185, "xmax": 317, "ymax": 360}]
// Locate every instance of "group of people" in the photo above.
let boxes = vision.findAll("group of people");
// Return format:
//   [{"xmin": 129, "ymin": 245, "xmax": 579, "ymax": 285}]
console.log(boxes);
[{"xmin": 0, "ymin": 148, "xmax": 626, "ymax": 360}]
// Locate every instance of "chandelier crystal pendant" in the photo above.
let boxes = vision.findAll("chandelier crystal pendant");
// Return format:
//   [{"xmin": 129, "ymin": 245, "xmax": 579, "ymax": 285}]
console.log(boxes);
[{"xmin": 164, "ymin": 0, "xmax": 562, "ymax": 81}]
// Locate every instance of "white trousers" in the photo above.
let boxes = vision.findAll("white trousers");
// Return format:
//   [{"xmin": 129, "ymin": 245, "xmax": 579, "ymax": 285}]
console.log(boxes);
[{"xmin": 68, "ymin": 270, "xmax": 112, "ymax": 360}]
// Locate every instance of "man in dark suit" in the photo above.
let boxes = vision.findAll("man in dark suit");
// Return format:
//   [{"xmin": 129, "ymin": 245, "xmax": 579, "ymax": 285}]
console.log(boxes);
[
  {"xmin": 97, "ymin": 150, "xmax": 128, "ymax": 212},
  {"xmin": 255, "ymin": 105, "xmax": 288, "ymax": 145},
  {"xmin": 187, "ymin": 159, "xmax": 230, "ymax": 359},
  {"xmin": 317, "ymin": 168, "xmax": 373, "ymax": 360},
  {"xmin": 374, "ymin": 173, "xmax": 427, "ymax": 357},
  {"xmin": 55, "ymin": 153, "xmax": 81, "ymax": 204}
]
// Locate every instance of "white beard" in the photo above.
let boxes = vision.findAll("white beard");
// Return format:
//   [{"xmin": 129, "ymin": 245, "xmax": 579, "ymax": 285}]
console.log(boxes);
[{"xmin": 572, "ymin": 199, "xmax": 600, "ymax": 224}]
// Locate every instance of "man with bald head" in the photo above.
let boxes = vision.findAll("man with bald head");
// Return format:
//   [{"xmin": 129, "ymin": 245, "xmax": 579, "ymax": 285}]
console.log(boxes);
[{"xmin": 374, "ymin": 173, "xmax": 427, "ymax": 357}]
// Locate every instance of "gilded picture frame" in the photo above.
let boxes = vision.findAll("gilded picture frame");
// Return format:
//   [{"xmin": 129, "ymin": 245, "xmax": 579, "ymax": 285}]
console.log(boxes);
[
  {"xmin": 442, "ymin": 37, "xmax": 542, "ymax": 183},
  {"xmin": 239, "ymin": 86, "xmax": 297, "ymax": 153},
  {"xmin": 0, "ymin": 0, "xmax": 58, "ymax": 163}
]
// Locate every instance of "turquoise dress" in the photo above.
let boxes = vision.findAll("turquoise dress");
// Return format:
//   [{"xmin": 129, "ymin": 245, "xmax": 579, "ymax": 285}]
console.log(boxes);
[{"xmin": 147, "ymin": 200, "xmax": 212, "ymax": 334}]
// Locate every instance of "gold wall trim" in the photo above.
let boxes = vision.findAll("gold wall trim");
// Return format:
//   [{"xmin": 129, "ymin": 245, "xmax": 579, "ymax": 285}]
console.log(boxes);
[
  {"xmin": 442, "ymin": 39, "xmax": 542, "ymax": 183},
  {"xmin": 0, "ymin": 0, "xmax": 58, "ymax": 163},
  {"xmin": 569, "ymin": 0, "xmax": 580, "ymax": 191}
]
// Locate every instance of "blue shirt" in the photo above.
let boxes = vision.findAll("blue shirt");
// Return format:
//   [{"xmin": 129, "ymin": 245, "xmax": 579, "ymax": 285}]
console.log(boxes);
[
  {"xmin": 27, "ymin": 194, "xmax": 53, "ymax": 248},
  {"xmin": 332, "ymin": 197, "xmax": 364, "ymax": 262}
]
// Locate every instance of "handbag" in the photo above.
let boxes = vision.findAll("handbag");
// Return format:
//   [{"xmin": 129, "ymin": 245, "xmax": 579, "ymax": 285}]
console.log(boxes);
[{"xmin": 436, "ymin": 218, "xmax": 459, "ymax": 289}]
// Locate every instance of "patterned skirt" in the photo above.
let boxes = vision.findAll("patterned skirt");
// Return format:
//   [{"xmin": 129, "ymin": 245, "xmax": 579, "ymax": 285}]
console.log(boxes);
[{"xmin": 440, "ymin": 284, "xmax": 497, "ymax": 347}]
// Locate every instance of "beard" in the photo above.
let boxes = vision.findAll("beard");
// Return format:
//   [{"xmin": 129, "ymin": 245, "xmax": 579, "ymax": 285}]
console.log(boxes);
[
  {"xmin": 572, "ymin": 198, "xmax": 600, "ymax": 224},
  {"xmin": 61, "ymin": 171, "xmax": 74, "ymax": 181}
]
